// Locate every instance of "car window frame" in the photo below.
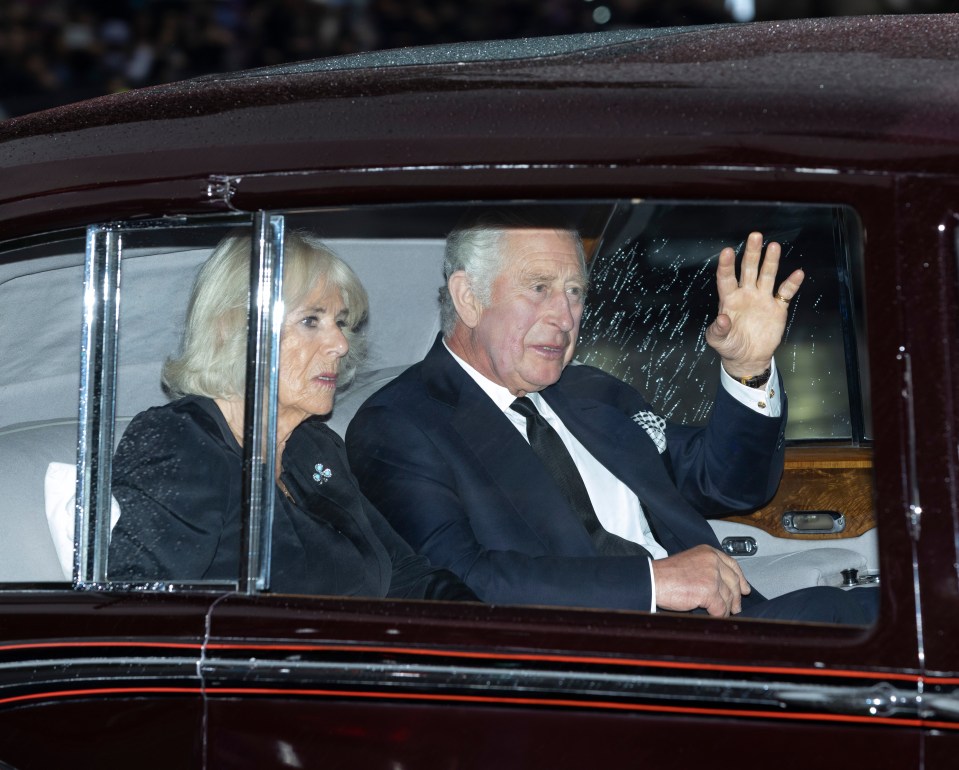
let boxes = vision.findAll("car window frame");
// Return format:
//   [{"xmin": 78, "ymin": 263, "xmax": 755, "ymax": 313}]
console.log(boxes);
[
  {"xmin": 74, "ymin": 214, "xmax": 281, "ymax": 592},
  {"xmin": 72, "ymin": 199, "xmax": 877, "ymax": 603},
  {"xmin": 0, "ymin": 164, "xmax": 923, "ymax": 708}
]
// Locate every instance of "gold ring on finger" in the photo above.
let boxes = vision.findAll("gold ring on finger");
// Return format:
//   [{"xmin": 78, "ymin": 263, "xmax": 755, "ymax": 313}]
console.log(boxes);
[{"xmin": 775, "ymin": 293, "xmax": 790, "ymax": 305}]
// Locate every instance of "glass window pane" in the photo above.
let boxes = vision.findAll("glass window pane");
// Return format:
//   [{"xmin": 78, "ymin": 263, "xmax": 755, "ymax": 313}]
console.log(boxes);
[
  {"xmin": 576, "ymin": 202, "xmax": 865, "ymax": 441},
  {"xmin": 0, "ymin": 233, "xmax": 87, "ymax": 583},
  {"xmin": 267, "ymin": 202, "xmax": 876, "ymax": 621},
  {"xmin": 68, "ymin": 201, "xmax": 875, "ymax": 624},
  {"xmin": 103, "ymin": 220, "xmax": 254, "ymax": 589}
]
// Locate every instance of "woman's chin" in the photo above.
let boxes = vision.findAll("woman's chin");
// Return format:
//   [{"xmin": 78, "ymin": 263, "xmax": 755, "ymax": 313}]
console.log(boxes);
[{"xmin": 311, "ymin": 400, "xmax": 336, "ymax": 419}]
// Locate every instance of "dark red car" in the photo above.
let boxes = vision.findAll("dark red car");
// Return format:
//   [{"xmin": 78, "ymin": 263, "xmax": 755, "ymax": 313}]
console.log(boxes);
[{"xmin": 0, "ymin": 13, "xmax": 957, "ymax": 768}]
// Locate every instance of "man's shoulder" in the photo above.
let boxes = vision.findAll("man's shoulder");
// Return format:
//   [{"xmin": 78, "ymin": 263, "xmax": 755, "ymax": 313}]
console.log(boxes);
[
  {"xmin": 358, "ymin": 358, "xmax": 431, "ymax": 410},
  {"xmin": 556, "ymin": 362, "xmax": 640, "ymax": 402},
  {"xmin": 559, "ymin": 361, "xmax": 619, "ymax": 385},
  {"xmin": 358, "ymin": 337, "xmax": 465, "ymax": 410}
]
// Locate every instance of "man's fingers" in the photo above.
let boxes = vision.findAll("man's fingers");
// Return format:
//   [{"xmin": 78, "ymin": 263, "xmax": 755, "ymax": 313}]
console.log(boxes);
[
  {"xmin": 705, "ymin": 594, "xmax": 731, "ymax": 617},
  {"xmin": 715, "ymin": 246, "xmax": 739, "ymax": 295},
  {"xmin": 652, "ymin": 545, "xmax": 749, "ymax": 616},
  {"xmin": 756, "ymin": 239, "xmax": 781, "ymax": 292},
  {"xmin": 775, "ymin": 268, "xmax": 806, "ymax": 301},
  {"xmin": 738, "ymin": 231, "xmax": 763, "ymax": 287},
  {"xmin": 717, "ymin": 552, "xmax": 747, "ymax": 613},
  {"xmin": 719, "ymin": 232, "xmax": 793, "ymax": 297},
  {"xmin": 706, "ymin": 575, "xmax": 739, "ymax": 617},
  {"xmin": 728, "ymin": 585, "xmax": 742, "ymax": 616},
  {"xmin": 708, "ymin": 549, "xmax": 748, "ymax": 613},
  {"xmin": 705, "ymin": 313, "xmax": 731, "ymax": 344}
]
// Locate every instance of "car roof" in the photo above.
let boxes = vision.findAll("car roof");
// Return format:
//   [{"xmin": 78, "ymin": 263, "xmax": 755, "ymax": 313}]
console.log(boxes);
[{"xmin": 0, "ymin": 13, "xmax": 957, "ymax": 232}]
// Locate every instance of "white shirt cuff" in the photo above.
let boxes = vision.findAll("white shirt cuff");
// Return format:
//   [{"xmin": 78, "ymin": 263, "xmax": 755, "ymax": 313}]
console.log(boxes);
[{"xmin": 720, "ymin": 358, "xmax": 781, "ymax": 418}]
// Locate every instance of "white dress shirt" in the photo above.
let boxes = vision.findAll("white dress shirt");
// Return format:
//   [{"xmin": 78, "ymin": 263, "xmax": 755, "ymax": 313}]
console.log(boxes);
[{"xmin": 444, "ymin": 341, "xmax": 780, "ymax": 611}]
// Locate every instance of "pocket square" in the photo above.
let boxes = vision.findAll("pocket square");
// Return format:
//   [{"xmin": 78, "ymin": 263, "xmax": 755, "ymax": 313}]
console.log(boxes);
[{"xmin": 632, "ymin": 410, "xmax": 667, "ymax": 454}]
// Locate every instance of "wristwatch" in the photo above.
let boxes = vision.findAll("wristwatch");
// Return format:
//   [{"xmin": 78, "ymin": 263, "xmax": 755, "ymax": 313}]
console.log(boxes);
[{"xmin": 738, "ymin": 367, "xmax": 772, "ymax": 389}]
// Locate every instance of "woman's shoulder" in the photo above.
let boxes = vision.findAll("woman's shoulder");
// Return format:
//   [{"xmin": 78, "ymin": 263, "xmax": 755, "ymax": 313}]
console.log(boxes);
[
  {"xmin": 292, "ymin": 416, "xmax": 346, "ymax": 451},
  {"xmin": 124, "ymin": 394, "xmax": 210, "ymax": 429},
  {"xmin": 118, "ymin": 396, "xmax": 233, "ymax": 453},
  {"xmin": 281, "ymin": 417, "xmax": 348, "ymax": 474}
]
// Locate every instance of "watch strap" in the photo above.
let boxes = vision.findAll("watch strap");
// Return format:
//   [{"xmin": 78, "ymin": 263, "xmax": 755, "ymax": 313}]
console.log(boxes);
[{"xmin": 738, "ymin": 368, "xmax": 772, "ymax": 389}]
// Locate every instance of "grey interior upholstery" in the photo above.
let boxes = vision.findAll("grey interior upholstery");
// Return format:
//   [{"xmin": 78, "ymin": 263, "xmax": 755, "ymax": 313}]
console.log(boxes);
[
  {"xmin": 0, "ymin": 420, "xmax": 79, "ymax": 582},
  {"xmin": 708, "ymin": 520, "xmax": 876, "ymax": 599}
]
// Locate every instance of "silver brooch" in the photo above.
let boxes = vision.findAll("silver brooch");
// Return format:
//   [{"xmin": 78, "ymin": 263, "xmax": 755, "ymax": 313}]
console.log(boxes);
[{"xmin": 312, "ymin": 463, "xmax": 333, "ymax": 485}]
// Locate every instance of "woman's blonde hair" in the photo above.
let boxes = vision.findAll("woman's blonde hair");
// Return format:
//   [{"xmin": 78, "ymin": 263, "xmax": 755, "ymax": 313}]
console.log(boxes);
[{"xmin": 163, "ymin": 230, "xmax": 368, "ymax": 400}]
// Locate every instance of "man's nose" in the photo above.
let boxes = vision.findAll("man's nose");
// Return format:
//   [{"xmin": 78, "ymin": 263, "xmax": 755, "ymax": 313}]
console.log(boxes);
[{"xmin": 547, "ymin": 291, "xmax": 575, "ymax": 332}]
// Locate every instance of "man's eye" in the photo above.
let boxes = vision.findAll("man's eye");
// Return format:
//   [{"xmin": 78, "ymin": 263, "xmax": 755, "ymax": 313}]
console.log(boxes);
[
  {"xmin": 532, "ymin": 284, "xmax": 547, "ymax": 293},
  {"xmin": 568, "ymin": 286, "xmax": 584, "ymax": 299}
]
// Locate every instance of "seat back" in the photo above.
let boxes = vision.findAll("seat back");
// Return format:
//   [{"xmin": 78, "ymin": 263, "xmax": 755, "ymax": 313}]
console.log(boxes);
[{"xmin": 0, "ymin": 419, "xmax": 81, "ymax": 582}]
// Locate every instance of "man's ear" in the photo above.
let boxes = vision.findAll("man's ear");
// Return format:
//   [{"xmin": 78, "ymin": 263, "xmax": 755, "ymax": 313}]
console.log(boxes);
[{"xmin": 448, "ymin": 271, "xmax": 482, "ymax": 329}]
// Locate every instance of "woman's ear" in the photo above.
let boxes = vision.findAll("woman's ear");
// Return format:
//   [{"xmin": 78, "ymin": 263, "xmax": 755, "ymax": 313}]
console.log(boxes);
[{"xmin": 447, "ymin": 270, "xmax": 482, "ymax": 329}]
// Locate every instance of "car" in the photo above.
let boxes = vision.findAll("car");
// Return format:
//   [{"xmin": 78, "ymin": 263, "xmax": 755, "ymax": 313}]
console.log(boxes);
[{"xmin": 0, "ymin": 12, "xmax": 957, "ymax": 768}]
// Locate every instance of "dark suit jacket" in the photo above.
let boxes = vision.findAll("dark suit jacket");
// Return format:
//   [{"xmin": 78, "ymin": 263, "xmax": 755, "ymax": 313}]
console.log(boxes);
[
  {"xmin": 346, "ymin": 337, "xmax": 786, "ymax": 611},
  {"xmin": 109, "ymin": 395, "xmax": 474, "ymax": 601}
]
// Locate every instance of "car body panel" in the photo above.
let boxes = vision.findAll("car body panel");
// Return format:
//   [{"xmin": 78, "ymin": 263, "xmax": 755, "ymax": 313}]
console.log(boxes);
[{"xmin": 1, "ymin": 16, "xmax": 958, "ymax": 233}]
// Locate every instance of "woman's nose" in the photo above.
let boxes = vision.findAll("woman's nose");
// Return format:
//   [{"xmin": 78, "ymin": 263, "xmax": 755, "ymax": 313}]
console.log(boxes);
[{"xmin": 329, "ymin": 326, "xmax": 349, "ymax": 357}]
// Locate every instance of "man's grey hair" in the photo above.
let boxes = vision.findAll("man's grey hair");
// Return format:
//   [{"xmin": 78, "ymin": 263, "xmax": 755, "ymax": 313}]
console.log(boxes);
[
  {"xmin": 439, "ymin": 211, "xmax": 587, "ymax": 336},
  {"xmin": 163, "ymin": 229, "xmax": 368, "ymax": 400}
]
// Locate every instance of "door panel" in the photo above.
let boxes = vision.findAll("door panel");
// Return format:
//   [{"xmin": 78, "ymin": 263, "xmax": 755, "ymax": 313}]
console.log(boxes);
[
  {"xmin": 726, "ymin": 446, "xmax": 875, "ymax": 541},
  {"xmin": 207, "ymin": 699, "xmax": 922, "ymax": 770}
]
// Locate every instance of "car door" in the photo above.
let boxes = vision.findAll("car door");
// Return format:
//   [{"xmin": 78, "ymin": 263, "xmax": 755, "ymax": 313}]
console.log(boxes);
[
  {"xmin": 0, "ymin": 223, "xmax": 245, "ymax": 769},
  {"xmin": 0, "ymin": 193, "xmax": 929, "ymax": 769},
  {"xmin": 195, "ymin": 190, "xmax": 925, "ymax": 768},
  {"xmin": 895, "ymin": 176, "xmax": 959, "ymax": 766}
]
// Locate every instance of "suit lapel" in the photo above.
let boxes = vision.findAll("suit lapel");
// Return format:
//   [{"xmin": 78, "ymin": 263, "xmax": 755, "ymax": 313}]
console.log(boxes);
[
  {"xmin": 424, "ymin": 339, "xmax": 596, "ymax": 555},
  {"xmin": 541, "ymin": 384, "xmax": 713, "ymax": 555}
]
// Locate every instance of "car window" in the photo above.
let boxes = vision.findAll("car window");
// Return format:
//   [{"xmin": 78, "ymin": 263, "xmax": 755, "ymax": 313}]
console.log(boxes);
[
  {"xmin": 88, "ymin": 220, "xmax": 256, "ymax": 588},
  {"xmin": 576, "ymin": 201, "xmax": 870, "ymax": 442},
  {"xmin": 0, "ymin": 233, "xmax": 87, "ymax": 583},
  {"xmin": 0, "ymin": 202, "xmax": 877, "ymax": 628}
]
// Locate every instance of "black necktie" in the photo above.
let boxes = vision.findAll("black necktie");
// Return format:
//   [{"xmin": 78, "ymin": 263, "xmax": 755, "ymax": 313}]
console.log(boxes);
[
  {"xmin": 510, "ymin": 396, "xmax": 603, "ymax": 535},
  {"xmin": 509, "ymin": 396, "xmax": 651, "ymax": 558}
]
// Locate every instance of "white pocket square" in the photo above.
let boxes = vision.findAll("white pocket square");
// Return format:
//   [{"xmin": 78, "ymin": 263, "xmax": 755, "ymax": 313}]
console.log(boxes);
[{"xmin": 631, "ymin": 410, "xmax": 667, "ymax": 454}]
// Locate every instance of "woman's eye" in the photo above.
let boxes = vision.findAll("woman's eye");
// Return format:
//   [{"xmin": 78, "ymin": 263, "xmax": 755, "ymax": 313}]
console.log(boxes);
[
  {"xmin": 301, "ymin": 315, "xmax": 319, "ymax": 328},
  {"xmin": 336, "ymin": 318, "xmax": 348, "ymax": 329}
]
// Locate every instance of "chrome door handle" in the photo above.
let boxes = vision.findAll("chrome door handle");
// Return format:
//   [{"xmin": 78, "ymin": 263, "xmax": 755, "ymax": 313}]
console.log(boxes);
[{"xmin": 782, "ymin": 510, "xmax": 845, "ymax": 534}]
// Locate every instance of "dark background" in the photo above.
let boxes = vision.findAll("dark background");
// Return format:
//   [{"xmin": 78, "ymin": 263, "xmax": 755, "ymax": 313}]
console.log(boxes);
[{"xmin": 1, "ymin": 0, "xmax": 954, "ymax": 119}]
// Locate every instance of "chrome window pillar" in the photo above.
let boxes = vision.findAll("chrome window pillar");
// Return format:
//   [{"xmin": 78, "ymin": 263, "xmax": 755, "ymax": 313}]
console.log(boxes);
[
  {"xmin": 240, "ymin": 213, "xmax": 284, "ymax": 593},
  {"xmin": 76, "ymin": 225, "xmax": 121, "ymax": 586},
  {"xmin": 74, "ymin": 215, "xmax": 270, "ymax": 591}
]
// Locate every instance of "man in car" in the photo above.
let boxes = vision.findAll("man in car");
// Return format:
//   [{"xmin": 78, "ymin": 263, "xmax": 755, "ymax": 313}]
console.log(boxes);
[{"xmin": 346, "ymin": 211, "xmax": 872, "ymax": 622}]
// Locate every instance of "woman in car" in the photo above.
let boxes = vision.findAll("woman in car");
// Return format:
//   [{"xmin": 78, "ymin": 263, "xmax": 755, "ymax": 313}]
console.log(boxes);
[{"xmin": 108, "ymin": 230, "xmax": 476, "ymax": 601}]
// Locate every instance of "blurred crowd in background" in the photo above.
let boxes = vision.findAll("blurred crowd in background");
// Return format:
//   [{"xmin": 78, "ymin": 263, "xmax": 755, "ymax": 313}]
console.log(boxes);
[{"xmin": 1, "ymin": 0, "xmax": 954, "ymax": 119}]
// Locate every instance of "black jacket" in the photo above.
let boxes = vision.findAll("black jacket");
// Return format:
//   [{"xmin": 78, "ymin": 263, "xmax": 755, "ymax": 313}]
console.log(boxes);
[{"xmin": 109, "ymin": 395, "xmax": 475, "ymax": 601}]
